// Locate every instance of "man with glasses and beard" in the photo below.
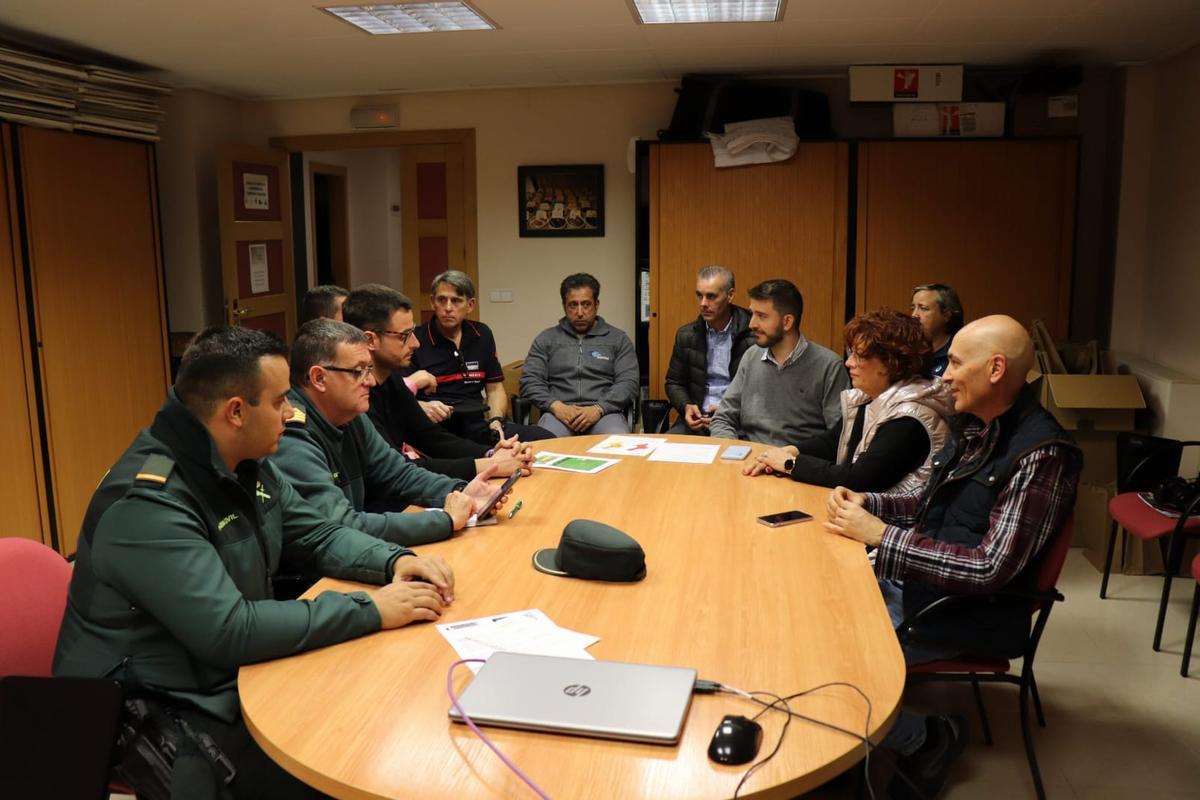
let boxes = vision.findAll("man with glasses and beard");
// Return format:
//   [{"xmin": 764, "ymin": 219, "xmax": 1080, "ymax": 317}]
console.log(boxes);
[{"xmin": 709, "ymin": 279, "xmax": 848, "ymax": 445}]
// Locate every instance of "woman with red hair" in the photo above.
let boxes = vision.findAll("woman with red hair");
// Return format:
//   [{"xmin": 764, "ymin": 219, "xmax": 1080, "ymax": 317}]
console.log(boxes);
[{"xmin": 744, "ymin": 309, "xmax": 953, "ymax": 493}]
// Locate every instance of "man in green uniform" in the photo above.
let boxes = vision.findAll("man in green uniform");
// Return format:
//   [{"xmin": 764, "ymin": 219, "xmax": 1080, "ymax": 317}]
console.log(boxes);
[
  {"xmin": 54, "ymin": 326, "xmax": 455, "ymax": 799},
  {"xmin": 273, "ymin": 318, "xmax": 507, "ymax": 544}
]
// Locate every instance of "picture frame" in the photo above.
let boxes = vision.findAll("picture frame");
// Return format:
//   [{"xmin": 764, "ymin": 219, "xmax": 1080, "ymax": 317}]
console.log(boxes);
[{"xmin": 518, "ymin": 164, "xmax": 604, "ymax": 237}]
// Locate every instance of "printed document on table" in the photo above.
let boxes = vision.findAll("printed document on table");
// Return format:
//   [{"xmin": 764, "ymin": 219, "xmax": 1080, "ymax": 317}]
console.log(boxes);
[
  {"xmin": 647, "ymin": 442, "xmax": 720, "ymax": 464},
  {"xmin": 586, "ymin": 435, "xmax": 668, "ymax": 457},
  {"xmin": 532, "ymin": 451, "xmax": 621, "ymax": 474},
  {"xmin": 437, "ymin": 608, "xmax": 601, "ymax": 673}
]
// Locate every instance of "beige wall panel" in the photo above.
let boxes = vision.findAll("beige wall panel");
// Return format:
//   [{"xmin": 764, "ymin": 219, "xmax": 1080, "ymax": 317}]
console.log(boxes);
[
  {"xmin": 856, "ymin": 140, "xmax": 1077, "ymax": 338},
  {"xmin": 0, "ymin": 125, "xmax": 49, "ymax": 544},
  {"xmin": 20, "ymin": 128, "xmax": 169, "ymax": 555},
  {"xmin": 649, "ymin": 142, "xmax": 848, "ymax": 400}
]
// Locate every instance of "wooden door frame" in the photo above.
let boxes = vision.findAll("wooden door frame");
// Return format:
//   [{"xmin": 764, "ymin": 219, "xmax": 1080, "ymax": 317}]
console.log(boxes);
[
  {"xmin": 307, "ymin": 161, "xmax": 350, "ymax": 290},
  {"xmin": 270, "ymin": 129, "xmax": 479, "ymax": 306}
]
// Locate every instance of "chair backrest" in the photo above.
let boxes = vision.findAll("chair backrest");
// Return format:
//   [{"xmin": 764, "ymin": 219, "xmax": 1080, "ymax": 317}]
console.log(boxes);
[
  {"xmin": 1116, "ymin": 432, "xmax": 1182, "ymax": 494},
  {"xmin": 1034, "ymin": 512, "xmax": 1074, "ymax": 598},
  {"xmin": 0, "ymin": 538, "xmax": 72, "ymax": 677}
]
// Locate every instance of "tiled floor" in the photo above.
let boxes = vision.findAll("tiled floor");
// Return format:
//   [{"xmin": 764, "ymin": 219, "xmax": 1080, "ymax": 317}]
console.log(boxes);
[
  {"xmin": 895, "ymin": 548, "xmax": 1200, "ymax": 800},
  {"xmin": 115, "ymin": 549, "xmax": 1199, "ymax": 800}
]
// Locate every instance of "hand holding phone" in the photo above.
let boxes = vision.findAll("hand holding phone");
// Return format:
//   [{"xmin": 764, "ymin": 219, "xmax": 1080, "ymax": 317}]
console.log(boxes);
[{"xmin": 475, "ymin": 470, "xmax": 521, "ymax": 520}]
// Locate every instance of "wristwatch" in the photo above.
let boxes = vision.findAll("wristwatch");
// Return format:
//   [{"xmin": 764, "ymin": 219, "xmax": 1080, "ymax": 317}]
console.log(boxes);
[{"xmin": 783, "ymin": 457, "xmax": 796, "ymax": 472}]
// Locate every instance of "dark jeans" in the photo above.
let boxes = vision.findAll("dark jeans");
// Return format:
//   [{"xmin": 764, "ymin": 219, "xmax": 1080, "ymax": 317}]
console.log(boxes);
[
  {"xmin": 168, "ymin": 708, "xmax": 330, "ymax": 800},
  {"xmin": 443, "ymin": 412, "xmax": 557, "ymax": 444}
]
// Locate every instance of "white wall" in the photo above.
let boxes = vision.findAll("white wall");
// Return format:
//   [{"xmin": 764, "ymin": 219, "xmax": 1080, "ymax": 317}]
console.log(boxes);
[
  {"xmin": 239, "ymin": 83, "xmax": 676, "ymax": 363},
  {"xmin": 155, "ymin": 88, "xmax": 244, "ymax": 333},
  {"xmin": 301, "ymin": 148, "xmax": 403, "ymax": 289},
  {"xmin": 1110, "ymin": 45, "xmax": 1200, "ymax": 378}
]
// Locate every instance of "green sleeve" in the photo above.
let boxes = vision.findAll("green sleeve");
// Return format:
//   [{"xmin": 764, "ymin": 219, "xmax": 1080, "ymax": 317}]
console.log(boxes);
[
  {"xmin": 274, "ymin": 426, "xmax": 454, "ymax": 546},
  {"xmin": 91, "ymin": 489, "xmax": 385, "ymax": 671}
]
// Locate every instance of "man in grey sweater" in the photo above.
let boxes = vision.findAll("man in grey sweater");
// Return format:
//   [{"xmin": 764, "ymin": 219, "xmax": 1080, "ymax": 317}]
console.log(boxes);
[
  {"xmin": 710, "ymin": 279, "xmax": 848, "ymax": 445},
  {"xmin": 520, "ymin": 273, "xmax": 640, "ymax": 437}
]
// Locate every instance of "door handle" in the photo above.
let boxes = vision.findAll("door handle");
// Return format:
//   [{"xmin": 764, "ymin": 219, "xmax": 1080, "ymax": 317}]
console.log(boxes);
[{"xmin": 233, "ymin": 307, "xmax": 252, "ymax": 317}]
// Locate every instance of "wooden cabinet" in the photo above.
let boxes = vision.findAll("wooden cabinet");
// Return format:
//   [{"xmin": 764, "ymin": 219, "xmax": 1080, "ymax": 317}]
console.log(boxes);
[
  {"xmin": 646, "ymin": 142, "xmax": 849, "ymax": 401},
  {"xmin": 0, "ymin": 124, "xmax": 169, "ymax": 554}
]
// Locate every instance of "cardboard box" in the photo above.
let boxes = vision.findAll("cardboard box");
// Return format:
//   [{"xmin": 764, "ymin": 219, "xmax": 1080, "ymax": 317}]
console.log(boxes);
[
  {"xmin": 1013, "ymin": 94, "xmax": 1079, "ymax": 137},
  {"xmin": 893, "ymin": 103, "xmax": 1005, "ymax": 138},
  {"xmin": 850, "ymin": 65, "xmax": 963, "ymax": 102},
  {"xmin": 1038, "ymin": 374, "xmax": 1146, "ymax": 433}
]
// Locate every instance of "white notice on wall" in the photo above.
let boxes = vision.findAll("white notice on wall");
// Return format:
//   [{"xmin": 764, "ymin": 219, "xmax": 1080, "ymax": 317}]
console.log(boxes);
[
  {"xmin": 243, "ymin": 173, "xmax": 269, "ymax": 210},
  {"xmin": 248, "ymin": 243, "xmax": 269, "ymax": 293}
]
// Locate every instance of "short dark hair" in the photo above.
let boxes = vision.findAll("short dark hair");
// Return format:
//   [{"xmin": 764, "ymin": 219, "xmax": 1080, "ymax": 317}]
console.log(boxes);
[
  {"xmin": 843, "ymin": 309, "xmax": 931, "ymax": 383},
  {"xmin": 747, "ymin": 279, "xmax": 804, "ymax": 325},
  {"xmin": 174, "ymin": 326, "xmax": 289, "ymax": 419},
  {"xmin": 300, "ymin": 284, "xmax": 349, "ymax": 325},
  {"xmin": 342, "ymin": 284, "xmax": 413, "ymax": 332},
  {"xmin": 560, "ymin": 273, "xmax": 600, "ymax": 304},
  {"xmin": 290, "ymin": 319, "xmax": 369, "ymax": 387},
  {"xmin": 911, "ymin": 283, "xmax": 965, "ymax": 335}
]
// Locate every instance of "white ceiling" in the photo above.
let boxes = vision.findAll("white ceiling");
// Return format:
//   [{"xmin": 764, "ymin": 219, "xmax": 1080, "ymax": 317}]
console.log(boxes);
[{"xmin": 1, "ymin": 0, "xmax": 1198, "ymax": 99}]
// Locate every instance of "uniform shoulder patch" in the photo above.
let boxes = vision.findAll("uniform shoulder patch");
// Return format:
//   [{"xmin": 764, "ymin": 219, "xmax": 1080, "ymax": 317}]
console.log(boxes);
[
  {"xmin": 287, "ymin": 408, "xmax": 307, "ymax": 425},
  {"xmin": 134, "ymin": 453, "xmax": 175, "ymax": 487}
]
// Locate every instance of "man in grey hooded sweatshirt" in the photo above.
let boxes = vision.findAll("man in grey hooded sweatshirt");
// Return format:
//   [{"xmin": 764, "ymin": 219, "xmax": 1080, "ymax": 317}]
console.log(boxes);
[{"xmin": 520, "ymin": 273, "xmax": 640, "ymax": 437}]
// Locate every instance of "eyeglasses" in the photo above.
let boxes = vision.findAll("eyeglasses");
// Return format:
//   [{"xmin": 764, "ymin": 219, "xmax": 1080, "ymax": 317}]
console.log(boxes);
[
  {"xmin": 376, "ymin": 328, "xmax": 415, "ymax": 345},
  {"xmin": 321, "ymin": 363, "xmax": 376, "ymax": 384}
]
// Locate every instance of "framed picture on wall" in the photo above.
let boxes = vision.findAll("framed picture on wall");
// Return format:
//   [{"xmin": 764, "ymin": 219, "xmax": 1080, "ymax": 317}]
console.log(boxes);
[{"xmin": 518, "ymin": 164, "xmax": 604, "ymax": 237}]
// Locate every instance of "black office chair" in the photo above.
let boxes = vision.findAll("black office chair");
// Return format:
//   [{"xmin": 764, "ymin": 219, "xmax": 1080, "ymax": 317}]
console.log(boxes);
[{"xmin": 641, "ymin": 400, "xmax": 671, "ymax": 434}]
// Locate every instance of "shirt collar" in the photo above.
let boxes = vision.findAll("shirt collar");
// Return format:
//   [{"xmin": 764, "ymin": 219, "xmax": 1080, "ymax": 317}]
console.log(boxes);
[
  {"xmin": 761, "ymin": 333, "xmax": 809, "ymax": 368},
  {"xmin": 706, "ymin": 315, "xmax": 734, "ymax": 335}
]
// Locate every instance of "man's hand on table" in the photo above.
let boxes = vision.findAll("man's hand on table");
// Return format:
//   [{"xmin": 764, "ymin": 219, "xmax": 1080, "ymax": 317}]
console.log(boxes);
[
  {"xmin": 374, "ymin": 555, "xmax": 455, "ymax": 627},
  {"xmin": 823, "ymin": 486, "xmax": 886, "ymax": 547}
]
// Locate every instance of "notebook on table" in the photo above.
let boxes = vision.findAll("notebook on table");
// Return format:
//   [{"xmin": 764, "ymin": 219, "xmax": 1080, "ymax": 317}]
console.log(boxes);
[{"xmin": 448, "ymin": 652, "xmax": 697, "ymax": 745}]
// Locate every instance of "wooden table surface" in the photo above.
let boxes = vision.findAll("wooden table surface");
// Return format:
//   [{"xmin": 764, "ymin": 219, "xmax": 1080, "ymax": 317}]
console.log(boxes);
[{"xmin": 239, "ymin": 435, "xmax": 905, "ymax": 799}]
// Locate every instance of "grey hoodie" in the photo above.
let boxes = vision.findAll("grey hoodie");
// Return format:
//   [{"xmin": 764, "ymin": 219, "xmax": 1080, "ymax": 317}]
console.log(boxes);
[{"xmin": 520, "ymin": 316, "xmax": 640, "ymax": 415}]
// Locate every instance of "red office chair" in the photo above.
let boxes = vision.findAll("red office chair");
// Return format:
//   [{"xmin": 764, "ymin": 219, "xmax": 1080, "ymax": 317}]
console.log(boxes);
[
  {"xmin": 0, "ymin": 537, "xmax": 127, "ymax": 799},
  {"xmin": 900, "ymin": 514, "xmax": 1074, "ymax": 800},
  {"xmin": 1100, "ymin": 434, "xmax": 1200, "ymax": 600},
  {"xmin": 1183, "ymin": 553, "xmax": 1200, "ymax": 678}
]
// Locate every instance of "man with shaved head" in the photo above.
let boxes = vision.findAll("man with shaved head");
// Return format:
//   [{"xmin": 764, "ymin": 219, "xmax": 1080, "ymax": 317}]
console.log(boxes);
[{"xmin": 825, "ymin": 315, "xmax": 1080, "ymax": 799}]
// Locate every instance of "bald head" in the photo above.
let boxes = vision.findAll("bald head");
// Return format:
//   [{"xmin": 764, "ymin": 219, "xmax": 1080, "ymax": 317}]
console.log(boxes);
[{"xmin": 942, "ymin": 315, "xmax": 1034, "ymax": 421}]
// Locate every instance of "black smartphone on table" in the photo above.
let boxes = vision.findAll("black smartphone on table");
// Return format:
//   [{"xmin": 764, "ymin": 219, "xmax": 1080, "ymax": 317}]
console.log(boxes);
[{"xmin": 756, "ymin": 510, "xmax": 813, "ymax": 527}]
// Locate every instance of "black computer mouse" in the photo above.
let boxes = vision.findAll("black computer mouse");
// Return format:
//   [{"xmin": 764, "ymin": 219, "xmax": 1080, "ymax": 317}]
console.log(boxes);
[{"xmin": 707, "ymin": 714, "xmax": 763, "ymax": 765}]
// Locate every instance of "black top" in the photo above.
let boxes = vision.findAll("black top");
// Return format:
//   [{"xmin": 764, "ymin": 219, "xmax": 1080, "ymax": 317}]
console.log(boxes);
[
  {"xmin": 409, "ymin": 319, "xmax": 504, "ymax": 407},
  {"xmin": 786, "ymin": 406, "xmax": 930, "ymax": 491},
  {"xmin": 367, "ymin": 374, "xmax": 488, "ymax": 481}
]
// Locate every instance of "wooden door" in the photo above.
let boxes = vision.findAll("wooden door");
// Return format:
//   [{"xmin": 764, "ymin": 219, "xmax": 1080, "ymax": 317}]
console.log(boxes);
[
  {"xmin": 648, "ymin": 142, "xmax": 850, "ymax": 400},
  {"xmin": 218, "ymin": 145, "xmax": 296, "ymax": 341},
  {"xmin": 0, "ymin": 125, "xmax": 50, "ymax": 545},
  {"xmin": 399, "ymin": 143, "xmax": 476, "ymax": 324},
  {"xmin": 19, "ymin": 127, "xmax": 170, "ymax": 555},
  {"xmin": 855, "ymin": 140, "xmax": 1077, "ymax": 337}
]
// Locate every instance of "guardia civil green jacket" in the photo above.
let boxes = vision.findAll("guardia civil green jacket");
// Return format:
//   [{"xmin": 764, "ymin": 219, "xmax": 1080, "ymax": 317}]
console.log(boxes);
[
  {"xmin": 53, "ymin": 392, "xmax": 412, "ymax": 723},
  {"xmin": 272, "ymin": 387, "xmax": 462, "ymax": 546}
]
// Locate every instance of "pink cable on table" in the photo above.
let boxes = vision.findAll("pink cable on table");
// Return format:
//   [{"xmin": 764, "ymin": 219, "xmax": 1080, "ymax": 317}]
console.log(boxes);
[{"xmin": 447, "ymin": 658, "xmax": 552, "ymax": 800}]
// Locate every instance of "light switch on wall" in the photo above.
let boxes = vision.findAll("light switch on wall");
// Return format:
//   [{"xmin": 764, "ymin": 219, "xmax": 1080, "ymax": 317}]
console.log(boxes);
[{"xmin": 489, "ymin": 289, "xmax": 514, "ymax": 303}]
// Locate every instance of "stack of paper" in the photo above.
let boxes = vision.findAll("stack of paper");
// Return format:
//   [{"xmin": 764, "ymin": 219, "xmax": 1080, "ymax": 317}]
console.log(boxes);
[
  {"xmin": 438, "ymin": 609, "xmax": 600, "ymax": 673},
  {"xmin": 586, "ymin": 435, "xmax": 667, "ymax": 457},
  {"xmin": 532, "ymin": 451, "xmax": 620, "ymax": 474}
]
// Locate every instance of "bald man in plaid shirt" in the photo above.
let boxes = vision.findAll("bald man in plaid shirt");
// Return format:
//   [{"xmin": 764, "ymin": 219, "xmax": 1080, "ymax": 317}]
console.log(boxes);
[{"xmin": 826, "ymin": 315, "xmax": 1080, "ymax": 800}]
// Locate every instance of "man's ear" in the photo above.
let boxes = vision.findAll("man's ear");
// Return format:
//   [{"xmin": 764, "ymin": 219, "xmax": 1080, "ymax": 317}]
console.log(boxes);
[
  {"xmin": 308, "ymin": 365, "xmax": 328, "ymax": 393},
  {"xmin": 466, "ymin": 297, "xmax": 477, "ymax": 314},
  {"xmin": 989, "ymin": 354, "xmax": 1009, "ymax": 385},
  {"xmin": 782, "ymin": 313, "xmax": 797, "ymax": 332},
  {"xmin": 362, "ymin": 330, "xmax": 380, "ymax": 351},
  {"xmin": 224, "ymin": 397, "xmax": 246, "ymax": 430}
]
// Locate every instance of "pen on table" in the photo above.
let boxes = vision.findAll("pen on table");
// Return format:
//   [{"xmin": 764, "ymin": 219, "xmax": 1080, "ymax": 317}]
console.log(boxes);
[{"xmin": 508, "ymin": 500, "xmax": 523, "ymax": 519}]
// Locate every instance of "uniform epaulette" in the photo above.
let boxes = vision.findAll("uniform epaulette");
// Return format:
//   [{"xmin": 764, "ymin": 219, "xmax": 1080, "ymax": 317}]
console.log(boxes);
[
  {"xmin": 287, "ymin": 408, "xmax": 307, "ymax": 425},
  {"xmin": 134, "ymin": 454, "xmax": 175, "ymax": 487}
]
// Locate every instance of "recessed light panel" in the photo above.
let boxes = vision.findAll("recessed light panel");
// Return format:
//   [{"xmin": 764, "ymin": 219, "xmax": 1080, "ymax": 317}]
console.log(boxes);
[
  {"xmin": 631, "ymin": 0, "xmax": 783, "ymax": 25},
  {"xmin": 323, "ymin": 3, "xmax": 495, "ymax": 34}
]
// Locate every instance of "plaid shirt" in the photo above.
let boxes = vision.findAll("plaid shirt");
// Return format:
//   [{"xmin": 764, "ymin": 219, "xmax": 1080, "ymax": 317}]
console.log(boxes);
[{"xmin": 865, "ymin": 418, "xmax": 1078, "ymax": 595}]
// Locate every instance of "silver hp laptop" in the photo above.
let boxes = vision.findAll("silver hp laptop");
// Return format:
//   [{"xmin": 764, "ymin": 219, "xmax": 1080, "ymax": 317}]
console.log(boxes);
[{"xmin": 448, "ymin": 652, "xmax": 697, "ymax": 745}]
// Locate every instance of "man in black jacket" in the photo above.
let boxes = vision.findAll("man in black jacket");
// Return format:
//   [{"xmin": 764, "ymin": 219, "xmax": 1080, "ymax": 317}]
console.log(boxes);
[
  {"xmin": 343, "ymin": 284, "xmax": 532, "ymax": 482},
  {"xmin": 664, "ymin": 266, "xmax": 755, "ymax": 434}
]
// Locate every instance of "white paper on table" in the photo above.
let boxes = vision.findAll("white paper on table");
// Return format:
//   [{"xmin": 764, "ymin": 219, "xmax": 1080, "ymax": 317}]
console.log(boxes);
[
  {"xmin": 647, "ymin": 442, "xmax": 720, "ymax": 464},
  {"xmin": 421, "ymin": 508, "xmax": 496, "ymax": 527},
  {"xmin": 586, "ymin": 435, "xmax": 668, "ymax": 457},
  {"xmin": 437, "ymin": 609, "xmax": 600, "ymax": 673},
  {"xmin": 531, "ymin": 451, "xmax": 621, "ymax": 474}
]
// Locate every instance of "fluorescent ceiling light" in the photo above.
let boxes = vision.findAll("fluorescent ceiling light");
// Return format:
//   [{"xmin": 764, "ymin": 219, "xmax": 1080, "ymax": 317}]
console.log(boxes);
[
  {"xmin": 323, "ymin": 3, "xmax": 496, "ymax": 34},
  {"xmin": 631, "ymin": 0, "xmax": 784, "ymax": 24}
]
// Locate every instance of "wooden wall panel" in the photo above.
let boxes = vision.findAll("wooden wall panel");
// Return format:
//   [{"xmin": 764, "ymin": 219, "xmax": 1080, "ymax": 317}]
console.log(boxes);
[
  {"xmin": 648, "ymin": 142, "xmax": 849, "ymax": 400},
  {"xmin": 0, "ymin": 125, "xmax": 50, "ymax": 544},
  {"xmin": 20, "ymin": 127, "xmax": 169, "ymax": 555},
  {"xmin": 856, "ymin": 140, "xmax": 1077, "ymax": 337}
]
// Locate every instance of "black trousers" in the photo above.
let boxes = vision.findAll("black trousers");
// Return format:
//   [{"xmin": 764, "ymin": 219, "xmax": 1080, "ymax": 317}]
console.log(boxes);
[
  {"xmin": 442, "ymin": 413, "xmax": 557, "ymax": 445},
  {"xmin": 169, "ymin": 709, "xmax": 330, "ymax": 800}
]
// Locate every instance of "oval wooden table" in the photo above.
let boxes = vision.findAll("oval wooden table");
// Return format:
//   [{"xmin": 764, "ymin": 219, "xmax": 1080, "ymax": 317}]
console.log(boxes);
[{"xmin": 240, "ymin": 435, "xmax": 905, "ymax": 799}]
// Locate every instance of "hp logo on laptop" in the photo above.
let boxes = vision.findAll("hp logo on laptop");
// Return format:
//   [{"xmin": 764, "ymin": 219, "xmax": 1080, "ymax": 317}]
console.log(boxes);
[{"xmin": 562, "ymin": 684, "xmax": 591, "ymax": 697}]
